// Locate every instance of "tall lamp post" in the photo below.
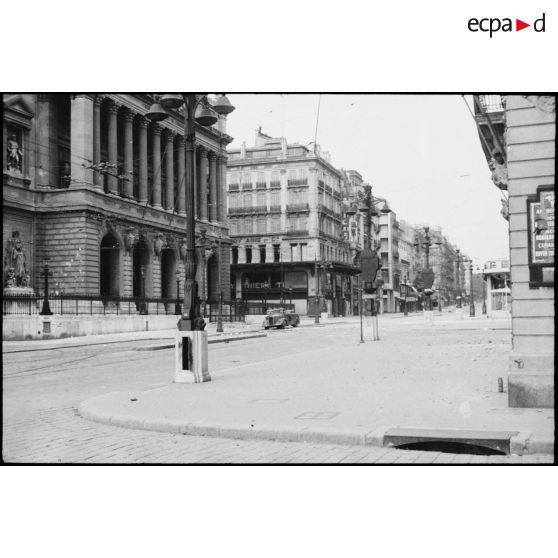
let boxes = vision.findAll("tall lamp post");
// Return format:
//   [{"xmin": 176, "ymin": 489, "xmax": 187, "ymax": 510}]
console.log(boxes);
[
  {"xmin": 174, "ymin": 270, "xmax": 181, "ymax": 315},
  {"xmin": 455, "ymin": 249, "xmax": 462, "ymax": 309},
  {"xmin": 137, "ymin": 264, "xmax": 147, "ymax": 315},
  {"xmin": 413, "ymin": 226, "xmax": 441, "ymax": 312},
  {"xmin": 147, "ymin": 93, "xmax": 234, "ymax": 383},
  {"xmin": 147, "ymin": 93, "xmax": 234, "ymax": 332},
  {"xmin": 353, "ymin": 184, "xmax": 391, "ymax": 340},
  {"xmin": 39, "ymin": 258, "xmax": 53, "ymax": 316},
  {"xmin": 467, "ymin": 260, "xmax": 475, "ymax": 317},
  {"xmin": 216, "ymin": 232, "xmax": 223, "ymax": 333},
  {"xmin": 314, "ymin": 256, "xmax": 321, "ymax": 324},
  {"xmin": 403, "ymin": 275, "xmax": 408, "ymax": 316},
  {"xmin": 477, "ymin": 265, "xmax": 487, "ymax": 314}
]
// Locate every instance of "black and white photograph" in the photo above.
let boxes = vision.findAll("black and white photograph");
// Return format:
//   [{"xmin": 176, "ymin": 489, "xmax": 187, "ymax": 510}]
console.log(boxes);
[
  {"xmin": 2, "ymin": 92, "xmax": 554, "ymax": 465},
  {"xmin": 1, "ymin": 3, "xmax": 556, "ymax": 557}
]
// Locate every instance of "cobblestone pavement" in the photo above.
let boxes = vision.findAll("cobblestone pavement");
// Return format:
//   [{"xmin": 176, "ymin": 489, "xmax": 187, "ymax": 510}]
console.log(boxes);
[
  {"xmin": 2, "ymin": 317, "xmax": 553, "ymax": 464},
  {"xmin": 3, "ymin": 405, "xmax": 552, "ymax": 464}
]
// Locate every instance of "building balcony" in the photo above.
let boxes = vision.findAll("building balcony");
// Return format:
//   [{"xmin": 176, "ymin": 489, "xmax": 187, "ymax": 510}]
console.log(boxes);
[
  {"xmin": 255, "ymin": 181, "xmax": 267, "ymax": 189},
  {"xmin": 228, "ymin": 207, "xmax": 249, "ymax": 215},
  {"xmin": 286, "ymin": 229, "xmax": 309, "ymax": 237},
  {"xmin": 269, "ymin": 204, "xmax": 282, "ymax": 213},
  {"xmin": 287, "ymin": 203, "xmax": 310, "ymax": 213},
  {"xmin": 477, "ymin": 95, "xmax": 505, "ymax": 114},
  {"xmin": 287, "ymin": 179, "xmax": 308, "ymax": 188},
  {"xmin": 228, "ymin": 184, "xmax": 239, "ymax": 191},
  {"xmin": 269, "ymin": 180, "xmax": 281, "ymax": 188},
  {"xmin": 241, "ymin": 183, "xmax": 253, "ymax": 190},
  {"xmin": 252, "ymin": 205, "xmax": 267, "ymax": 214}
]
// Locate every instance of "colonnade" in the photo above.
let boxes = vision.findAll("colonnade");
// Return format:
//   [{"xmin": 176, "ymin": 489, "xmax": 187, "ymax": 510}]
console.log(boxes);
[{"xmin": 70, "ymin": 94, "xmax": 228, "ymax": 222}]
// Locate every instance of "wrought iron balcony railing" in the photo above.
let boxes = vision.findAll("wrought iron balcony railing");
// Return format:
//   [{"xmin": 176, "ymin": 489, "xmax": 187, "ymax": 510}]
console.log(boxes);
[
  {"xmin": 479, "ymin": 95, "xmax": 504, "ymax": 113},
  {"xmin": 287, "ymin": 203, "xmax": 310, "ymax": 213}
]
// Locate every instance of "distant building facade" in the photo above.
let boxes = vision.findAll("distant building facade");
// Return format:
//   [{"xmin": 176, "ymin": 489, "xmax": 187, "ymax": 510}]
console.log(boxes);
[{"xmin": 227, "ymin": 130, "xmax": 359, "ymax": 315}]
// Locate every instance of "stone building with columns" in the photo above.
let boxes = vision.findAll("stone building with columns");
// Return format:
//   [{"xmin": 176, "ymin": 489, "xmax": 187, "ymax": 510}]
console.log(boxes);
[
  {"xmin": 3, "ymin": 94, "xmax": 233, "ymax": 308},
  {"xmin": 226, "ymin": 129, "xmax": 359, "ymax": 316}
]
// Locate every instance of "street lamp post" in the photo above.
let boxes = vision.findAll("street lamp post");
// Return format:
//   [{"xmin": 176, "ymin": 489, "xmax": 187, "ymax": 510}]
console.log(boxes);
[
  {"xmin": 289, "ymin": 287, "xmax": 293, "ymax": 307},
  {"xmin": 314, "ymin": 256, "xmax": 320, "ymax": 324},
  {"xmin": 147, "ymin": 93, "xmax": 234, "ymax": 331},
  {"xmin": 147, "ymin": 93, "xmax": 235, "ymax": 382},
  {"xmin": 468, "ymin": 260, "xmax": 475, "ymax": 317},
  {"xmin": 39, "ymin": 258, "xmax": 53, "ymax": 316},
  {"xmin": 139, "ymin": 264, "xmax": 147, "ymax": 315},
  {"xmin": 174, "ymin": 270, "xmax": 181, "ymax": 315},
  {"xmin": 403, "ymin": 276, "xmax": 408, "ymax": 316},
  {"xmin": 356, "ymin": 184, "xmax": 390, "ymax": 341},
  {"xmin": 216, "ymin": 233, "xmax": 223, "ymax": 333},
  {"xmin": 455, "ymin": 249, "xmax": 462, "ymax": 309},
  {"xmin": 480, "ymin": 267, "xmax": 487, "ymax": 314}
]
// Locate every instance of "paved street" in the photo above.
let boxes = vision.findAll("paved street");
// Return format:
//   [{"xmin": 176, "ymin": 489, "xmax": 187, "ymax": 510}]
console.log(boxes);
[{"xmin": 3, "ymin": 314, "xmax": 554, "ymax": 464}]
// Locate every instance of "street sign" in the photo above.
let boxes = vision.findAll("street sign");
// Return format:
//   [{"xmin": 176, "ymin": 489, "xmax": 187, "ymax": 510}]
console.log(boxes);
[
  {"xmin": 362, "ymin": 294, "xmax": 375, "ymax": 299},
  {"xmin": 361, "ymin": 248, "xmax": 379, "ymax": 282},
  {"xmin": 422, "ymin": 269, "xmax": 435, "ymax": 289}
]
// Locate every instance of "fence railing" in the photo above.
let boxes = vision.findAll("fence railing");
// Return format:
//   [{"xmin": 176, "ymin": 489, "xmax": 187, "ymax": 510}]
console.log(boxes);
[
  {"xmin": 3, "ymin": 293, "xmax": 183, "ymax": 316},
  {"xmin": 3, "ymin": 294, "xmax": 295, "ymax": 318}
]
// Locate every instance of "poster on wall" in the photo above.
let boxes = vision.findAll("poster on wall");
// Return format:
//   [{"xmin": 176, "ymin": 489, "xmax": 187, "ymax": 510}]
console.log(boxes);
[{"xmin": 527, "ymin": 185, "xmax": 554, "ymax": 287}]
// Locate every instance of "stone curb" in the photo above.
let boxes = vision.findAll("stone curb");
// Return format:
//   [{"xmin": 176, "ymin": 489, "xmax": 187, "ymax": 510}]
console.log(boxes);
[
  {"xmin": 77, "ymin": 400, "xmax": 554, "ymax": 456},
  {"xmin": 4, "ymin": 332, "xmax": 265, "ymax": 353},
  {"xmin": 134, "ymin": 333, "xmax": 267, "ymax": 350}
]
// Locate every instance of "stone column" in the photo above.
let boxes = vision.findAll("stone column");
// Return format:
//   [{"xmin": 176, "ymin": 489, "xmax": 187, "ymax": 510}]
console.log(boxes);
[
  {"xmin": 37, "ymin": 94, "xmax": 52, "ymax": 187},
  {"xmin": 93, "ymin": 95, "xmax": 103, "ymax": 190},
  {"xmin": 177, "ymin": 135, "xmax": 186, "ymax": 215},
  {"xmin": 138, "ymin": 116, "xmax": 148, "ymax": 204},
  {"xmin": 152, "ymin": 123, "xmax": 162, "ymax": 208},
  {"xmin": 217, "ymin": 155, "xmax": 228, "ymax": 222},
  {"xmin": 209, "ymin": 152, "xmax": 218, "ymax": 222},
  {"xmin": 106, "ymin": 99, "xmax": 119, "ymax": 194},
  {"xmin": 123, "ymin": 108, "xmax": 134, "ymax": 198},
  {"xmin": 70, "ymin": 94, "xmax": 94, "ymax": 188},
  {"xmin": 198, "ymin": 147, "xmax": 209, "ymax": 221},
  {"xmin": 165, "ymin": 130, "xmax": 175, "ymax": 211}
]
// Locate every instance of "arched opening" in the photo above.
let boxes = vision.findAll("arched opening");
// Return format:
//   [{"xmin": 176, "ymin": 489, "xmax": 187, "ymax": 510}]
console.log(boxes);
[
  {"xmin": 207, "ymin": 255, "xmax": 219, "ymax": 304},
  {"xmin": 133, "ymin": 239, "xmax": 150, "ymax": 297},
  {"xmin": 100, "ymin": 233, "xmax": 120, "ymax": 296},
  {"xmin": 160, "ymin": 249, "xmax": 177, "ymax": 299}
]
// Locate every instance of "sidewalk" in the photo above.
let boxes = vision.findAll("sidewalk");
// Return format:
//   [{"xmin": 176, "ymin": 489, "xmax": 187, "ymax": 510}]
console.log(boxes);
[
  {"xmin": 2, "ymin": 322, "xmax": 265, "ymax": 353},
  {"xmin": 78, "ymin": 313, "xmax": 554, "ymax": 456}
]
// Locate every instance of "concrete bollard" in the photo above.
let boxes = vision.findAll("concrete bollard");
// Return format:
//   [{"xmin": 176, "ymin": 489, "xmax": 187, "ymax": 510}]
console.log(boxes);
[{"xmin": 174, "ymin": 331, "xmax": 210, "ymax": 383}]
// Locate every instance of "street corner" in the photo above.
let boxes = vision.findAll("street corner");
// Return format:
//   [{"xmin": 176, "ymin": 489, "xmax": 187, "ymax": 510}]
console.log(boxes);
[{"xmin": 78, "ymin": 390, "xmax": 148, "ymax": 429}]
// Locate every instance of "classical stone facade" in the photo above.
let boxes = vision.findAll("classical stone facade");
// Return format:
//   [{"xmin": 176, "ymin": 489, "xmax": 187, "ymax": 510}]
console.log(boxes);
[
  {"xmin": 3, "ymin": 94, "xmax": 233, "ymax": 306},
  {"xmin": 474, "ymin": 94, "xmax": 555, "ymax": 408}
]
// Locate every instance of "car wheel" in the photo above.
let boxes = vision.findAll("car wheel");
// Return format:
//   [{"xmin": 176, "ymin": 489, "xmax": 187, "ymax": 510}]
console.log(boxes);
[{"xmin": 264, "ymin": 326, "xmax": 269, "ymax": 330}]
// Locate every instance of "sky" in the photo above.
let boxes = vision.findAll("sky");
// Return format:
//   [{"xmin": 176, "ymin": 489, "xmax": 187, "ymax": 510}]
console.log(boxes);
[{"xmin": 225, "ymin": 94, "xmax": 510, "ymax": 266}]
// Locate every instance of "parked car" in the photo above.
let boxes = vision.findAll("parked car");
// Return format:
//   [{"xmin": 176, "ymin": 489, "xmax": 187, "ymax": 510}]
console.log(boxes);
[{"xmin": 263, "ymin": 308, "xmax": 300, "ymax": 329}]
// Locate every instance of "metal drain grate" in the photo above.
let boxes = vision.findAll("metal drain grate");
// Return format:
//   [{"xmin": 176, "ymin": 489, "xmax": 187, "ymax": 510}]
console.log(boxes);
[{"xmin": 383, "ymin": 427, "xmax": 519, "ymax": 455}]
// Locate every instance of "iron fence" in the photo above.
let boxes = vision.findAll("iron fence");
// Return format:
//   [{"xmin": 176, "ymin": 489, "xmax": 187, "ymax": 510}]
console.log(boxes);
[
  {"xmin": 4, "ymin": 294, "xmax": 296, "ymax": 318},
  {"xmin": 3, "ymin": 293, "xmax": 182, "ymax": 316}
]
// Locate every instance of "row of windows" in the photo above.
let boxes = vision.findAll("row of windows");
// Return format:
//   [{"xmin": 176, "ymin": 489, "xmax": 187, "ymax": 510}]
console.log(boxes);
[
  {"xmin": 320, "ymin": 215, "xmax": 342, "ymax": 238},
  {"xmin": 229, "ymin": 215, "xmax": 308, "ymax": 235},
  {"xmin": 228, "ymin": 189, "xmax": 310, "ymax": 209},
  {"xmin": 228, "ymin": 168, "xmax": 308, "ymax": 186}
]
